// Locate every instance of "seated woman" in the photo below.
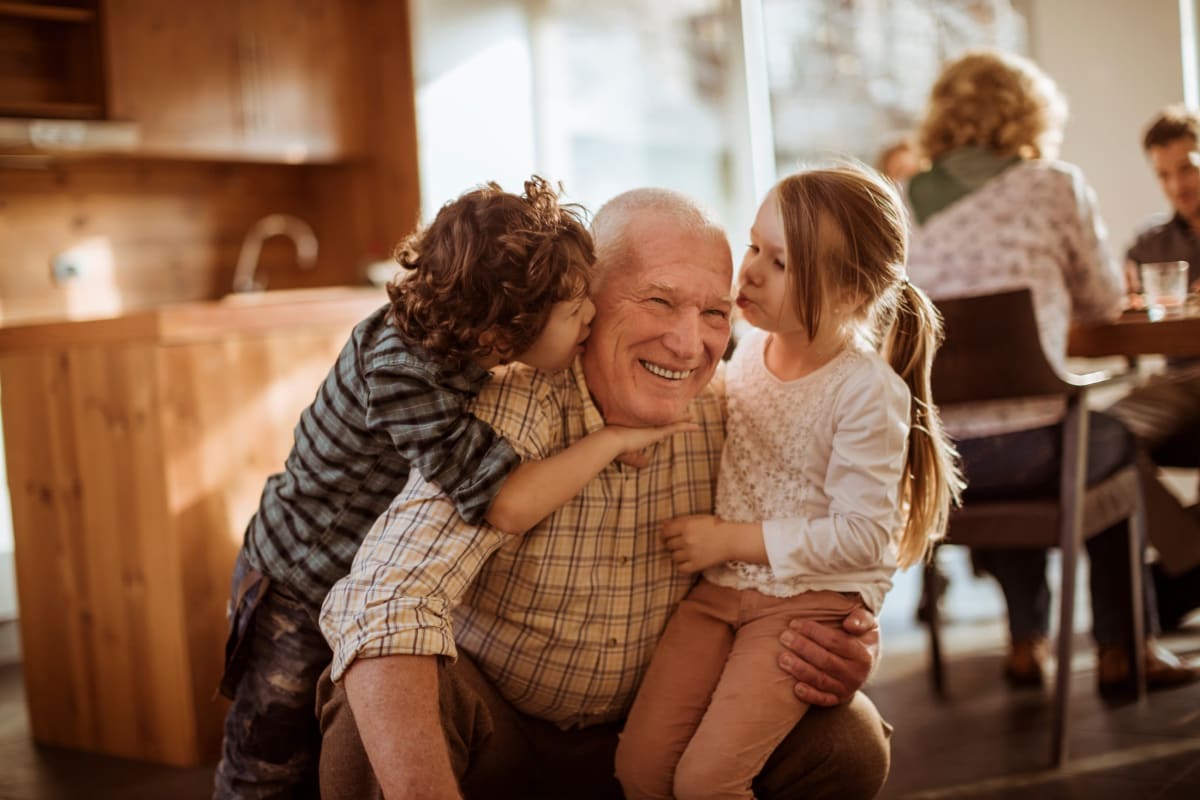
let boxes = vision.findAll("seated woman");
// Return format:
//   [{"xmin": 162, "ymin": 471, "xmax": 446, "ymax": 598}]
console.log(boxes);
[{"xmin": 905, "ymin": 48, "xmax": 1197, "ymax": 695}]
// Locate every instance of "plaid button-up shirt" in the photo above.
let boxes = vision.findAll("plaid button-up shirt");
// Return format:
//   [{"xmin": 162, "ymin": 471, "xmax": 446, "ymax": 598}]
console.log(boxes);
[
  {"xmin": 320, "ymin": 359, "xmax": 725, "ymax": 728},
  {"xmin": 244, "ymin": 305, "xmax": 520, "ymax": 608}
]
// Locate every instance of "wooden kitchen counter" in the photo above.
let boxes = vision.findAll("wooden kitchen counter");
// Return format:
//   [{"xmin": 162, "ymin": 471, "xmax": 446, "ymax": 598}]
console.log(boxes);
[{"xmin": 0, "ymin": 287, "xmax": 385, "ymax": 766}]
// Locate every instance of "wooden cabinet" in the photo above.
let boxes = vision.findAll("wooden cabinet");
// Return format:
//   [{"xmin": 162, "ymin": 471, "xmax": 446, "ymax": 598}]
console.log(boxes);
[
  {"xmin": 103, "ymin": 0, "xmax": 365, "ymax": 161},
  {"xmin": 0, "ymin": 288, "xmax": 384, "ymax": 766},
  {"xmin": 0, "ymin": 0, "xmax": 107, "ymax": 119}
]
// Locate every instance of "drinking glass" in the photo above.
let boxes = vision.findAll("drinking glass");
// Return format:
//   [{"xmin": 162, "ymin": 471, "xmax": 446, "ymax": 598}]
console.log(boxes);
[{"xmin": 1140, "ymin": 261, "xmax": 1189, "ymax": 321}]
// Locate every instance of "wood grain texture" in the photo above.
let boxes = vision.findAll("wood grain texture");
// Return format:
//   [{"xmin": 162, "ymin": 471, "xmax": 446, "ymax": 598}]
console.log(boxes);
[{"xmin": 1, "ymin": 301, "xmax": 367, "ymax": 765}]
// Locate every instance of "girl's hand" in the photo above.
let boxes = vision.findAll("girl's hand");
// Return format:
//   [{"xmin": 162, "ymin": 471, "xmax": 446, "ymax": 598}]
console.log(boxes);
[
  {"xmin": 660, "ymin": 514, "xmax": 737, "ymax": 574},
  {"xmin": 608, "ymin": 420, "xmax": 699, "ymax": 468}
]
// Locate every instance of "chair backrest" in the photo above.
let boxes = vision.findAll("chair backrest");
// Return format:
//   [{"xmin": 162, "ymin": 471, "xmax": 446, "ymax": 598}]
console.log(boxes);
[{"xmin": 931, "ymin": 288, "xmax": 1079, "ymax": 406}]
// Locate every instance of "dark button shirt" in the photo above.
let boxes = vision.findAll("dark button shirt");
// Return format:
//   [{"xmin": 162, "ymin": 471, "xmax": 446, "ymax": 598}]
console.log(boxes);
[
  {"xmin": 1126, "ymin": 212, "xmax": 1200, "ymax": 285},
  {"xmin": 1126, "ymin": 213, "xmax": 1200, "ymax": 368}
]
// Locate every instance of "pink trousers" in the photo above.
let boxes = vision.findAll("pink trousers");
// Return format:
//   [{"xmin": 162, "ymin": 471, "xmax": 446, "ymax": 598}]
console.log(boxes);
[{"xmin": 615, "ymin": 578, "xmax": 864, "ymax": 800}]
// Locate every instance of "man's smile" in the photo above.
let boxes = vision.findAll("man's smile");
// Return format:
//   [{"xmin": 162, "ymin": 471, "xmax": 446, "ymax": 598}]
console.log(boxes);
[{"xmin": 640, "ymin": 360, "xmax": 695, "ymax": 381}]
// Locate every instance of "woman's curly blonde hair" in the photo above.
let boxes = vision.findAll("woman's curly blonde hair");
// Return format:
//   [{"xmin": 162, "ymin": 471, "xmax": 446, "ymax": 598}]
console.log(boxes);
[
  {"xmin": 918, "ymin": 49, "xmax": 1068, "ymax": 162},
  {"xmin": 386, "ymin": 176, "xmax": 593, "ymax": 368}
]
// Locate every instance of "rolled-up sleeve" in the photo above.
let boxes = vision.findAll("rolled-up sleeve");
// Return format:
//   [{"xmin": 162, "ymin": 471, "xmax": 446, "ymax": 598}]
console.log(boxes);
[
  {"xmin": 320, "ymin": 474, "xmax": 508, "ymax": 681},
  {"xmin": 321, "ymin": 365, "xmax": 565, "ymax": 681}
]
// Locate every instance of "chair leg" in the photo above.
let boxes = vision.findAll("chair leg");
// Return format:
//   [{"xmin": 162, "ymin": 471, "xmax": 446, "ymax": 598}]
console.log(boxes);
[
  {"xmin": 1128, "ymin": 487, "xmax": 1149, "ymax": 703},
  {"xmin": 1051, "ymin": 400, "xmax": 1087, "ymax": 767},
  {"xmin": 1051, "ymin": 545, "xmax": 1076, "ymax": 768},
  {"xmin": 925, "ymin": 558, "xmax": 946, "ymax": 698}
]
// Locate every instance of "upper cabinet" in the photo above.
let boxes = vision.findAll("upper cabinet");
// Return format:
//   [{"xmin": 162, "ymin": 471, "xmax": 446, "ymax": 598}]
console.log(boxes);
[
  {"xmin": 104, "ymin": 0, "xmax": 365, "ymax": 162},
  {"xmin": 0, "ymin": 0, "xmax": 107, "ymax": 119},
  {"xmin": 103, "ymin": 0, "xmax": 365, "ymax": 162},
  {"xmin": 0, "ymin": 0, "xmax": 367, "ymax": 162}
]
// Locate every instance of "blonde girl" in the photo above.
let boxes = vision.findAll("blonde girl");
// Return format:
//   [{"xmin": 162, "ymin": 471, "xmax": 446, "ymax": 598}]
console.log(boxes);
[{"xmin": 614, "ymin": 163, "xmax": 962, "ymax": 800}]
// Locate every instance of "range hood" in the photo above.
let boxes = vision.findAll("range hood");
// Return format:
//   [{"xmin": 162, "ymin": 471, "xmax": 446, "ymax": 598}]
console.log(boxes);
[{"xmin": 0, "ymin": 117, "xmax": 139, "ymax": 154}]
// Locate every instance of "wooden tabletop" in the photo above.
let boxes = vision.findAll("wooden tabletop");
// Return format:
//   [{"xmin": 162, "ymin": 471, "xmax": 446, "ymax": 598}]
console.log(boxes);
[{"xmin": 1068, "ymin": 308, "xmax": 1200, "ymax": 358}]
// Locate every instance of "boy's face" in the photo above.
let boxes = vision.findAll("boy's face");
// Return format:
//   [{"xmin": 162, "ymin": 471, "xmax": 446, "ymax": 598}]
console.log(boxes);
[
  {"xmin": 1149, "ymin": 136, "xmax": 1200, "ymax": 220},
  {"xmin": 515, "ymin": 295, "xmax": 595, "ymax": 372}
]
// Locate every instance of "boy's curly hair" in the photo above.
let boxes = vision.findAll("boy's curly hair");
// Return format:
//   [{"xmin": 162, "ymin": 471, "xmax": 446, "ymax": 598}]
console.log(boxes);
[{"xmin": 386, "ymin": 176, "xmax": 594, "ymax": 367}]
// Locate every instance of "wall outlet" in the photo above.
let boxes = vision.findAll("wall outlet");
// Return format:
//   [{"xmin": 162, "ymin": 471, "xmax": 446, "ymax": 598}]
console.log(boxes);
[{"xmin": 51, "ymin": 253, "xmax": 83, "ymax": 284}]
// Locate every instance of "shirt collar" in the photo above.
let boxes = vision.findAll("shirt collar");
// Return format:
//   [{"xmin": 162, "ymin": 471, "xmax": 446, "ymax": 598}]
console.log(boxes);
[{"xmin": 570, "ymin": 357, "xmax": 607, "ymax": 436}]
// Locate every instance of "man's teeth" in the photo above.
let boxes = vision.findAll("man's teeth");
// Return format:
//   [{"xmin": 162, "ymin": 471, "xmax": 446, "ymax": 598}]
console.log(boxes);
[{"xmin": 641, "ymin": 360, "xmax": 693, "ymax": 380}]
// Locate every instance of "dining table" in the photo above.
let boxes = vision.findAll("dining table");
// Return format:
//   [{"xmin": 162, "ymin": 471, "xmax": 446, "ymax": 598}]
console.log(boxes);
[{"xmin": 1068, "ymin": 303, "xmax": 1200, "ymax": 359}]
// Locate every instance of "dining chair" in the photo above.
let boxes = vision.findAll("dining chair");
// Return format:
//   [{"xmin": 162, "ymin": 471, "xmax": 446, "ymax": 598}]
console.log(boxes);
[{"xmin": 925, "ymin": 287, "xmax": 1148, "ymax": 767}]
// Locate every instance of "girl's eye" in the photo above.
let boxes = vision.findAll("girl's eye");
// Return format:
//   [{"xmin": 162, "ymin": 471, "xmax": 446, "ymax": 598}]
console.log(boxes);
[
  {"xmin": 746, "ymin": 243, "xmax": 760, "ymax": 254},
  {"xmin": 773, "ymin": 259, "xmax": 786, "ymax": 270}
]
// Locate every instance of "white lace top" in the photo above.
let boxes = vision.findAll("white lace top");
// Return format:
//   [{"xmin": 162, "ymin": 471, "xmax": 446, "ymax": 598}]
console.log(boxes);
[
  {"xmin": 906, "ymin": 159, "xmax": 1125, "ymax": 438},
  {"xmin": 704, "ymin": 328, "xmax": 909, "ymax": 612}
]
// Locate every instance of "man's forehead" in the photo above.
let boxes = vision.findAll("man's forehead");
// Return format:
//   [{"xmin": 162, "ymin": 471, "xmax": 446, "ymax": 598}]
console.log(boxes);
[
  {"xmin": 635, "ymin": 277, "xmax": 732, "ymax": 305},
  {"xmin": 1150, "ymin": 138, "xmax": 1200, "ymax": 169}
]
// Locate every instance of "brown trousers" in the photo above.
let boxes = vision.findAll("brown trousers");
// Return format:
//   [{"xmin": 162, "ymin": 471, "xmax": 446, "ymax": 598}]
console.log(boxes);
[
  {"xmin": 615, "ymin": 580, "xmax": 865, "ymax": 799},
  {"xmin": 316, "ymin": 648, "xmax": 891, "ymax": 800}
]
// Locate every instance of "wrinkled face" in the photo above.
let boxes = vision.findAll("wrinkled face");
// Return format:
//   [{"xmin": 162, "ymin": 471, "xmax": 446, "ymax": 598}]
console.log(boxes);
[
  {"xmin": 1149, "ymin": 137, "xmax": 1200, "ymax": 220},
  {"xmin": 581, "ymin": 220, "xmax": 733, "ymax": 426},
  {"xmin": 516, "ymin": 295, "xmax": 596, "ymax": 372},
  {"xmin": 736, "ymin": 190, "xmax": 804, "ymax": 335}
]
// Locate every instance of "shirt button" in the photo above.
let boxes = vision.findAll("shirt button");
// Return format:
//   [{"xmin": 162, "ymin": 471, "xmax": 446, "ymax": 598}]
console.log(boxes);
[
  {"xmin": 617, "ymin": 556, "xmax": 630, "ymax": 565},
  {"xmin": 607, "ymin": 637, "xmax": 619, "ymax": 647}
]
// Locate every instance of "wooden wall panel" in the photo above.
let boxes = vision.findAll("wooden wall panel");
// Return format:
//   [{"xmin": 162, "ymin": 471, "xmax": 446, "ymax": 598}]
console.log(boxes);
[{"xmin": 0, "ymin": 160, "xmax": 364, "ymax": 324}]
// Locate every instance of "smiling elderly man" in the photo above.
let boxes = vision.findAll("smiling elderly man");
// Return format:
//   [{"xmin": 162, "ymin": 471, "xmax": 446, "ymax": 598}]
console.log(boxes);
[{"xmin": 316, "ymin": 188, "xmax": 891, "ymax": 800}]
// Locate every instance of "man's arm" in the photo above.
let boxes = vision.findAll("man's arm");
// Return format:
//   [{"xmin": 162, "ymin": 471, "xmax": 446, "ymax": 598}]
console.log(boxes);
[
  {"xmin": 777, "ymin": 607, "xmax": 880, "ymax": 706},
  {"xmin": 343, "ymin": 655, "xmax": 460, "ymax": 800}
]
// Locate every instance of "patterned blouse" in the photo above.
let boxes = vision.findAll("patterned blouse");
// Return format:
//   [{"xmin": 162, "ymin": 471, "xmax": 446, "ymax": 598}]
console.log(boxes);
[
  {"xmin": 906, "ymin": 158, "xmax": 1125, "ymax": 439},
  {"xmin": 703, "ymin": 328, "xmax": 909, "ymax": 613}
]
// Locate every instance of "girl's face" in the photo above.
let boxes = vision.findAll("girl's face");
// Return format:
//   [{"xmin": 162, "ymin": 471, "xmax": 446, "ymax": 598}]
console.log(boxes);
[{"xmin": 735, "ymin": 190, "xmax": 806, "ymax": 336}]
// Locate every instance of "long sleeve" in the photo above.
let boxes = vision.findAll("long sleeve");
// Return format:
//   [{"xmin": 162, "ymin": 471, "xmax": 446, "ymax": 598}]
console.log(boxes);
[
  {"xmin": 1058, "ymin": 164, "xmax": 1124, "ymax": 324},
  {"xmin": 761, "ymin": 362, "xmax": 909, "ymax": 579},
  {"xmin": 365, "ymin": 363, "xmax": 521, "ymax": 525}
]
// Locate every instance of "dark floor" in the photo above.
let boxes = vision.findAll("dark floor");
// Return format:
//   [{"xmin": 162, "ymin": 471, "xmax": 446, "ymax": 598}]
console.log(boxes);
[{"xmin": 1, "ymin": 553, "xmax": 1198, "ymax": 799}]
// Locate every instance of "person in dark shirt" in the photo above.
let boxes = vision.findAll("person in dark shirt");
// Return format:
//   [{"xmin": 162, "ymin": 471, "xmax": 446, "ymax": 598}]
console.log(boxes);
[{"xmin": 1111, "ymin": 105, "xmax": 1200, "ymax": 633}]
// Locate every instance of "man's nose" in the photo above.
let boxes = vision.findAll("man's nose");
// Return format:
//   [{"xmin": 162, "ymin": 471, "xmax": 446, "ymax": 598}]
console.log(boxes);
[{"xmin": 662, "ymin": 311, "xmax": 704, "ymax": 360}]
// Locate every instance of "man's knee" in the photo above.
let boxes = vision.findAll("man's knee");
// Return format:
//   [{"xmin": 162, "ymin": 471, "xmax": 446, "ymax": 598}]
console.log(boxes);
[{"xmin": 754, "ymin": 694, "xmax": 892, "ymax": 800}]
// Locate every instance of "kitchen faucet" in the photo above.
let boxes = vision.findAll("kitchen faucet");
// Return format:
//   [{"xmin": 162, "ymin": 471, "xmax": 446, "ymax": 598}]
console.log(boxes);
[{"xmin": 232, "ymin": 214, "xmax": 318, "ymax": 293}]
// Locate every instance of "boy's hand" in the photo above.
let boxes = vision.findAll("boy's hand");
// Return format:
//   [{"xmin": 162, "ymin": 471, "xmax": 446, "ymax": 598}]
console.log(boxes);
[
  {"xmin": 609, "ymin": 420, "xmax": 699, "ymax": 467},
  {"xmin": 660, "ymin": 514, "xmax": 736, "ymax": 574}
]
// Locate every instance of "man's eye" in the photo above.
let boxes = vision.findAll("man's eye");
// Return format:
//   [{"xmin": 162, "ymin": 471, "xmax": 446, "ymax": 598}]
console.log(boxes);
[
  {"xmin": 746, "ymin": 244, "xmax": 759, "ymax": 254},
  {"xmin": 705, "ymin": 309, "xmax": 729, "ymax": 320},
  {"xmin": 649, "ymin": 297, "xmax": 671, "ymax": 306}
]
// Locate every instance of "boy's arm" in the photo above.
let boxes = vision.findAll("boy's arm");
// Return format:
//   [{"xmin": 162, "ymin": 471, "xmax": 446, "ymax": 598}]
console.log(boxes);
[
  {"xmin": 370, "ymin": 366, "xmax": 522, "ymax": 526},
  {"xmin": 485, "ymin": 420, "xmax": 697, "ymax": 535}
]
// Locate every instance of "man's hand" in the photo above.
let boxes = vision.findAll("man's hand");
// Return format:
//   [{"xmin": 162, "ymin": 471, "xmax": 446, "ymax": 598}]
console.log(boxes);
[{"xmin": 777, "ymin": 607, "xmax": 880, "ymax": 706}]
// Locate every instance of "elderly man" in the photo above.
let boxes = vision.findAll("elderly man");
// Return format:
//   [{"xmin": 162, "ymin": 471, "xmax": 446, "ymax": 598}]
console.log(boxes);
[{"xmin": 317, "ymin": 188, "xmax": 891, "ymax": 800}]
